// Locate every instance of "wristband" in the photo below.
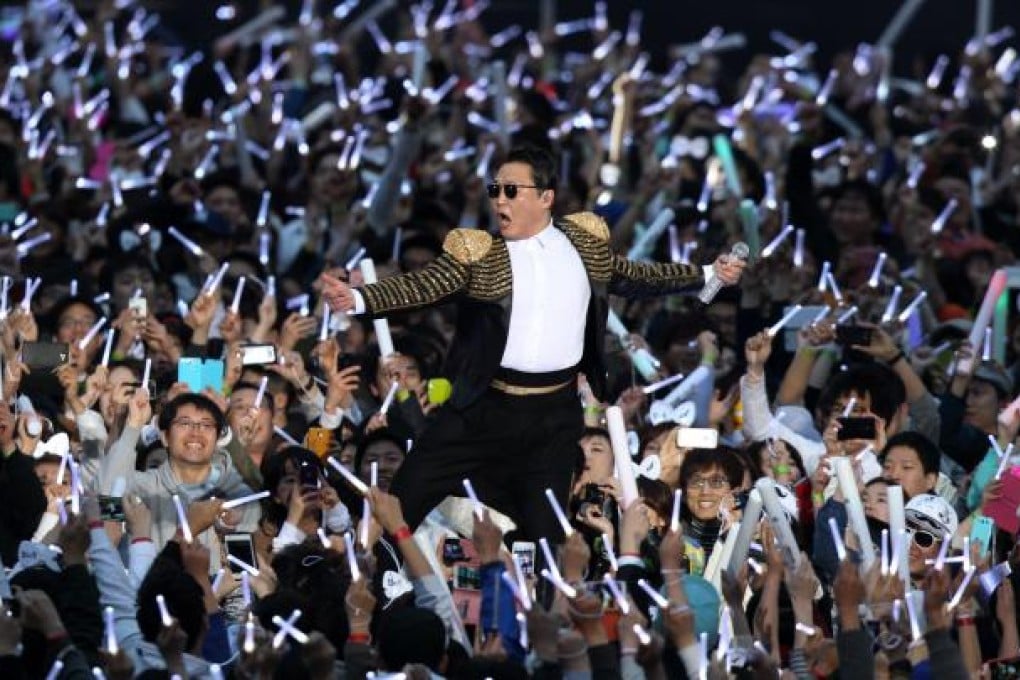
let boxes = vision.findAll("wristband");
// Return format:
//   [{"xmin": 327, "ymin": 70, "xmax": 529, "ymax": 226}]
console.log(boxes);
[
  {"xmin": 131, "ymin": 537, "xmax": 153, "ymax": 544},
  {"xmin": 955, "ymin": 616, "xmax": 976, "ymax": 626},
  {"xmin": 302, "ymin": 374, "xmax": 315, "ymax": 391},
  {"xmin": 347, "ymin": 632, "xmax": 371, "ymax": 644},
  {"xmin": 88, "ymin": 520, "xmax": 104, "ymax": 530},
  {"xmin": 392, "ymin": 525, "xmax": 413, "ymax": 543},
  {"xmin": 888, "ymin": 350, "xmax": 906, "ymax": 366}
]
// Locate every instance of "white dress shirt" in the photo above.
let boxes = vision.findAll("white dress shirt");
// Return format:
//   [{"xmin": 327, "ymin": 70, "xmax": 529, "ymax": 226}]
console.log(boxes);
[{"xmin": 500, "ymin": 223, "xmax": 590, "ymax": 373}]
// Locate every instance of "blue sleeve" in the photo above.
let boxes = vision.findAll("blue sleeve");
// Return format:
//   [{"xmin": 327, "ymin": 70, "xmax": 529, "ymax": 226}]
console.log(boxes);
[
  {"xmin": 479, "ymin": 562, "xmax": 524, "ymax": 662},
  {"xmin": 201, "ymin": 611, "xmax": 233, "ymax": 665},
  {"xmin": 812, "ymin": 499, "xmax": 847, "ymax": 586}
]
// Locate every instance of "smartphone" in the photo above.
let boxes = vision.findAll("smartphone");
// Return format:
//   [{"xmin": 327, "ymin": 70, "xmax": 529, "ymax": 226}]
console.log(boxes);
[
  {"xmin": 98, "ymin": 495, "xmax": 125, "ymax": 522},
  {"xmin": 511, "ymin": 541, "xmax": 536, "ymax": 576},
  {"xmin": 338, "ymin": 354, "xmax": 361, "ymax": 371},
  {"xmin": 970, "ymin": 516, "xmax": 995, "ymax": 558},
  {"xmin": 442, "ymin": 537, "xmax": 467, "ymax": 566},
  {"xmin": 298, "ymin": 460, "xmax": 320, "ymax": 488},
  {"xmin": 178, "ymin": 358, "xmax": 204, "ymax": 393},
  {"xmin": 676, "ymin": 427, "xmax": 719, "ymax": 449},
  {"xmin": 452, "ymin": 564, "xmax": 480, "ymax": 590},
  {"xmin": 984, "ymin": 471, "xmax": 1020, "ymax": 535},
  {"xmin": 22, "ymin": 342, "xmax": 70, "ymax": 370},
  {"xmin": 835, "ymin": 325, "xmax": 872, "ymax": 347},
  {"xmin": 837, "ymin": 416, "xmax": 877, "ymax": 440},
  {"xmin": 240, "ymin": 344, "xmax": 277, "ymax": 366},
  {"xmin": 305, "ymin": 427, "xmax": 331, "ymax": 459},
  {"xmin": 128, "ymin": 297, "xmax": 148, "ymax": 318},
  {"xmin": 224, "ymin": 533, "xmax": 257, "ymax": 575},
  {"xmin": 987, "ymin": 655, "xmax": 1020, "ymax": 679}
]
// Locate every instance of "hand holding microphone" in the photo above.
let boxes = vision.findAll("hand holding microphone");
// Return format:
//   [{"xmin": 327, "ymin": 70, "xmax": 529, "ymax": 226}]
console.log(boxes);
[{"xmin": 698, "ymin": 241, "xmax": 749, "ymax": 304}]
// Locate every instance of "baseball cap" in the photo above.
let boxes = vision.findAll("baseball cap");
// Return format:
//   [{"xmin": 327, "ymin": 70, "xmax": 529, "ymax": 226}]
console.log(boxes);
[
  {"xmin": 972, "ymin": 361, "xmax": 1014, "ymax": 398},
  {"xmin": 905, "ymin": 493, "xmax": 958, "ymax": 538}
]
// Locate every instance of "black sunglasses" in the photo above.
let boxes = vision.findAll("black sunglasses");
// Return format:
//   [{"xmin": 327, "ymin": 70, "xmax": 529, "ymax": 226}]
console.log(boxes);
[
  {"xmin": 486, "ymin": 182, "xmax": 541, "ymax": 199},
  {"xmin": 911, "ymin": 529, "xmax": 938, "ymax": 548}
]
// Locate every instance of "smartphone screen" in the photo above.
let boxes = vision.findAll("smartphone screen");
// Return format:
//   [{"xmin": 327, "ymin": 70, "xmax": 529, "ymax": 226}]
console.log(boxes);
[
  {"xmin": 225, "ymin": 533, "xmax": 256, "ymax": 575},
  {"xmin": 837, "ymin": 416, "xmax": 877, "ymax": 440}
]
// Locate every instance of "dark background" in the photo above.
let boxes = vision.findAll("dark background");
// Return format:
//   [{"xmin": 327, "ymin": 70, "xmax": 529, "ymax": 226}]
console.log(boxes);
[{"xmin": 158, "ymin": 0, "xmax": 1020, "ymax": 76}]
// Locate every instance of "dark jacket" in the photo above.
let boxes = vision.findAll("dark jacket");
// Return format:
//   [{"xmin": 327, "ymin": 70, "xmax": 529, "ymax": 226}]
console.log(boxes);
[
  {"xmin": 0, "ymin": 449, "xmax": 46, "ymax": 566},
  {"xmin": 358, "ymin": 212, "xmax": 705, "ymax": 409}
]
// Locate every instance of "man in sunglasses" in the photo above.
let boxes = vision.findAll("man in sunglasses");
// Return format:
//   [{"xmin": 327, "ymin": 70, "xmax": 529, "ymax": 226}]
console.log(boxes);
[
  {"xmin": 319, "ymin": 144, "xmax": 745, "ymax": 547},
  {"xmin": 904, "ymin": 493, "xmax": 958, "ymax": 584}
]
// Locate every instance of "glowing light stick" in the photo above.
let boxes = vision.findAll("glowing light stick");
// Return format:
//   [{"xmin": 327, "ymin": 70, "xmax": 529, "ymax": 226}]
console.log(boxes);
[
  {"xmin": 726, "ymin": 488, "xmax": 762, "ymax": 575},
  {"xmin": 327, "ymin": 458, "xmax": 369, "ymax": 495},
  {"xmin": 897, "ymin": 291, "xmax": 927, "ymax": 323},
  {"xmin": 359, "ymin": 259, "xmax": 395, "ymax": 357},
  {"xmin": 767, "ymin": 305, "xmax": 803, "ymax": 337},
  {"xmin": 172, "ymin": 494, "xmax": 192, "ymax": 543},
  {"xmin": 755, "ymin": 478, "xmax": 800, "ymax": 569},
  {"xmin": 868, "ymin": 252, "xmax": 887, "ymax": 287},
  {"xmin": 606, "ymin": 406, "xmax": 640, "ymax": 508}
]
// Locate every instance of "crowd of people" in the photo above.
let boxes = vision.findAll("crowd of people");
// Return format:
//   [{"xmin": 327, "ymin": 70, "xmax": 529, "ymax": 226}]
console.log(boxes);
[{"xmin": 0, "ymin": 0, "xmax": 1019, "ymax": 677}]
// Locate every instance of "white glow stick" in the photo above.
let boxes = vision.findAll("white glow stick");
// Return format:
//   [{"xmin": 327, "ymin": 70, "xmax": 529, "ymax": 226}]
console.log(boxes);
[
  {"xmin": 767, "ymin": 304, "xmax": 803, "ymax": 337},
  {"xmin": 228, "ymin": 554, "xmax": 260, "ymax": 577},
  {"xmin": 606, "ymin": 309, "xmax": 659, "ymax": 380},
  {"xmin": 828, "ymin": 517, "xmax": 847, "ymax": 561},
  {"xmin": 641, "ymin": 373, "xmax": 686, "ymax": 395},
  {"xmin": 251, "ymin": 376, "xmax": 268, "ymax": 411},
  {"xmin": 211, "ymin": 568, "xmax": 226, "ymax": 595},
  {"xmin": 327, "ymin": 458, "xmax": 369, "ymax": 495},
  {"xmin": 817, "ymin": 261, "xmax": 831, "ymax": 293},
  {"xmin": 627, "ymin": 208, "xmax": 675, "ymax": 260},
  {"xmin": 344, "ymin": 532, "xmax": 361, "ymax": 581},
  {"xmin": 463, "ymin": 479, "xmax": 484, "ymax": 520},
  {"xmin": 603, "ymin": 574, "xmax": 631, "ymax": 614},
  {"xmin": 44, "ymin": 661, "xmax": 63, "ymax": 680},
  {"xmin": 273, "ymin": 426, "xmax": 299, "ymax": 446},
  {"xmin": 172, "ymin": 494, "xmax": 192, "ymax": 543},
  {"xmin": 842, "ymin": 397, "xmax": 857, "ymax": 418},
  {"xmin": 877, "ymin": 0, "xmax": 926, "ymax": 48},
  {"xmin": 510, "ymin": 553, "xmax": 533, "ymax": 611},
  {"xmin": 379, "ymin": 381, "xmax": 399, "ymax": 416},
  {"xmin": 881, "ymin": 285, "xmax": 903, "ymax": 323},
  {"xmin": 994, "ymin": 443, "xmax": 1014, "ymax": 480},
  {"xmin": 930, "ymin": 198, "xmax": 958, "ymax": 234},
  {"xmin": 167, "ymin": 226, "xmax": 204, "ymax": 257},
  {"xmin": 359, "ymin": 259, "xmax": 395, "ymax": 357},
  {"xmin": 983, "ymin": 326, "xmax": 993, "ymax": 361},
  {"xmin": 881, "ymin": 528, "xmax": 890, "ymax": 575},
  {"xmin": 230, "ymin": 276, "xmax": 246, "ymax": 314},
  {"xmin": 897, "ymin": 291, "xmax": 927, "ymax": 323},
  {"xmin": 948, "ymin": 566, "xmax": 977, "ymax": 609},
  {"xmin": 78, "ymin": 316, "xmax": 108, "ymax": 350},
  {"xmin": 540, "ymin": 567, "xmax": 577, "ymax": 598},
  {"xmin": 826, "ymin": 271, "xmax": 843, "ymax": 303},
  {"xmin": 962, "ymin": 269, "xmax": 1008, "ymax": 374},
  {"xmin": 475, "ymin": 142, "xmax": 495, "ymax": 179},
  {"xmin": 637, "ymin": 578, "xmax": 670, "ymax": 608},
  {"xmin": 156, "ymin": 594, "xmax": 173, "ymax": 627},
  {"xmin": 606, "ymin": 406, "xmax": 640, "ymax": 509},
  {"xmin": 103, "ymin": 606, "xmax": 117, "ymax": 654},
  {"xmin": 544, "ymin": 488, "xmax": 574, "ymax": 537},
  {"xmin": 755, "ymin": 478, "xmax": 801, "ymax": 569},
  {"xmin": 319, "ymin": 305, "xmax": 331, "ymax": 342},
  {"xmin": 241, "ymin": 571, "xmax": 251, "ymax": 606},
  {"xmin": 887, "ymin": 485, "xmax": 908, "ymax": 584},
  {"xmin": 837, "ymin": 306, "xmax": 858, "ymax": 325},
  {"xmin": 904, "ymin": 592, "xmax": 923, "ymax": 641},
  {"xmin": 868, "ymin": 252, "xmax": 888, "ymax": 287},
  {"xmin": 761, "ymin": 225, "xmax": 794, "ymax": 258},
  {"xmin": 726, "ymin": 489, "xmax": 762, "ymax": 575},
  {"xmin": 272, "ymin": 611, "xmax": 308, "ymax": 648},
  {"xmin": 206, "ymin": 262, "xmax": 230, "ymax": 295},
  {"xmin": 670, "ymin": 489, "xmax": 683, "ymax": 533},
  {"xmin": 834, "ymin": 457, "xmax": 876, "ymax": 569},
  {"xmin": 222, "ymin": 490, "xmax": 271, "ymax": 510}
]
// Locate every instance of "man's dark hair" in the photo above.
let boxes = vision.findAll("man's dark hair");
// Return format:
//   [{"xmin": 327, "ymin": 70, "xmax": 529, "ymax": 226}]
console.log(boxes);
[
  {"xmin": 353, "ymin": 428, "xmax": 406, "ymax": 475},
  {"xmin": 377, "ymin": 606, "xmax": 447, "ymax": 671},
  {"xmin": 830, "ymin": 179, "xmax": 886, "ymax": 223},
  {"xmin": 158, "ymin": 392, "xmax": 227, "ymax": 435},
  {"xmin": 678, "ymin": 446, "xmax": 745, "ymax": 489},
  {"xmin": 504, "ymin": 145, "xmax": 558, "ymax": 190},
  {"xmin": 881, "ymin": 431, "xmax": 942, "ymax": 477},
  {"xmin": 136, "ymin": 544, "xmax": 206, "ymax": 652},
  {"xmin": 815, "ymin": 363, "xmax": 906, "ymax": 427}
]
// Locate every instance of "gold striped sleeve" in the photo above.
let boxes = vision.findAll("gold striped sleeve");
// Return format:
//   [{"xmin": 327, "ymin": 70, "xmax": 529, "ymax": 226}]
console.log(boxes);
[
  {"xmin": 609, "ymin": 254, "xmax": 704, "ymax": 299},
  {"xmin": 358, "ymin": 254, "xmax": 469, "ymax": 314}
]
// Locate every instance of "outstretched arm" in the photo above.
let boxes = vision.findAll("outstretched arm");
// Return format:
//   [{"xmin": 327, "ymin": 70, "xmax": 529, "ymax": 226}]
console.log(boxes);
[{"xmin": 609, "ymin": 252, "xmax": 744, "ymax": 299}]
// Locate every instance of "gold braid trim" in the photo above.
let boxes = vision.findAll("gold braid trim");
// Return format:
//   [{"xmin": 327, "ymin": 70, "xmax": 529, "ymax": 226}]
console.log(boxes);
[
  {"xmin": 359, "ymin": 255, "xmax": 469, "ymax": 314},
  {"xmin": 442, "ymin": 228, "xmax": 493, "ymax": 264},
  {"xmin": 563, "ymin": 211, "xmax": 611, "ymax": 242}
]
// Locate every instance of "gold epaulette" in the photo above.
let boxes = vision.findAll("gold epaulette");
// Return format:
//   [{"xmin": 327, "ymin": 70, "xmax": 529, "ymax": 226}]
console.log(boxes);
[
  {"xmin": 443, "ymin": 228, "xmax": 493, "ymax": 264},
  {"xmin": 564, "ymin": 211, "xmax": 610, "ymax": 242}
]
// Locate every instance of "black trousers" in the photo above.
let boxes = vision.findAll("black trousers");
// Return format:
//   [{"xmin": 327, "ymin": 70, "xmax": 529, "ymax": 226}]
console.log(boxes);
[{"xmin": 390, "ymin": 383, "xmax": 584, "ymax": 545}]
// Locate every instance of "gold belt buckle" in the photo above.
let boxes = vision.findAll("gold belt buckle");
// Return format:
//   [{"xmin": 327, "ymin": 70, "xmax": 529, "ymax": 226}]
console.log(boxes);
[{"xmin": 490, "ymin": 379, "xmax": 570, "ymax": 396}]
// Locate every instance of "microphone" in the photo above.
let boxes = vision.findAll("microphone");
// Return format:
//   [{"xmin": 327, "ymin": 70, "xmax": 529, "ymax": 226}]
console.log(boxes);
[{"xmin": 697, "ymin": 241, "xmax": 748, "ymax": 304}]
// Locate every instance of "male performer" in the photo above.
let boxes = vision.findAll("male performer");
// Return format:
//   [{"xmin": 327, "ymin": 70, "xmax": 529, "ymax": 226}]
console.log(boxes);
[{"xmin": 321, "ymin": 145, "xmax": 744, "ymax": 544}]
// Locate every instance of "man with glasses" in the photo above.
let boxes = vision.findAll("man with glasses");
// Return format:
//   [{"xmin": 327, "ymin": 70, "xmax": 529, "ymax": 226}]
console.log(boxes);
[
  {"xmin": 98, "ymin": 392, "xmax": 260, "ymax": 561},
  {"xmin": 320, "ymin": 144, "xmax": 745, "ymax": 548}
]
